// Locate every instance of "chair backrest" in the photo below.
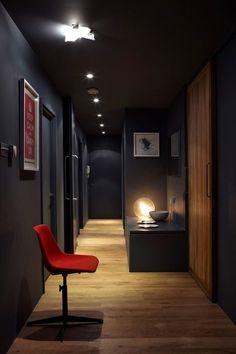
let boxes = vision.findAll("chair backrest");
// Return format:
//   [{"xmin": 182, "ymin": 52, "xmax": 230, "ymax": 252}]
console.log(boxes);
[{"xmin": 33, "ymin": 224, "xmax": 63, "ymax": 273}]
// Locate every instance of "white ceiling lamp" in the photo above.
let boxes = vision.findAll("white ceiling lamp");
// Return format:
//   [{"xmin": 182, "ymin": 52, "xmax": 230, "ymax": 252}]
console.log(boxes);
[
  {"xmin": 102, "ymin": 131, "xmax": 106, "ymax": 135},
  {"xmin": 87, "ymin": 87, "xmax": 99, "ymax": 95},
  {"xmin": 86, "ymin": 73, "xmax": 94, "ymax": 79},
  {"xmin": 93, "ymin": 97, "xmax": 100, "ymax": 103},
  {"xmin": 97, "ymin": 113, "xmax": 102, "ymax": 117},
  {"xmin": 100, "ymin": 123, "xmax": 104, "ymax": 127},
  {"xmin": 64, "ymin": 24, "xmax": 95, "ymax": 42}
]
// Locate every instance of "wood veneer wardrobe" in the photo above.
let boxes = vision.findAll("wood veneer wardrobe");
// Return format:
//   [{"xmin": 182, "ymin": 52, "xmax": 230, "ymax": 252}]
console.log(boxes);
[{"xmin": 187, "ymin": 63, "xmax": 213, "ymax": 299}]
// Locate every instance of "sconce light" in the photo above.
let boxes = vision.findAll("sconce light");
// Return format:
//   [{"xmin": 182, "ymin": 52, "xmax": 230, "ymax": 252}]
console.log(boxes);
[
  {"xmin": 133, "ymin": 197, "xmax": 155, "ymax": 220},
  {"xmin": 0, "ymin": 142, "xmax": 17, "ymax": 167}
]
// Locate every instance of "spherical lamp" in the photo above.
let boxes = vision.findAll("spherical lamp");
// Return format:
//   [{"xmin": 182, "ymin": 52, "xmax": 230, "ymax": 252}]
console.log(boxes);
[{"xmin": 133, "ymin": 197, "xmax": 155, "ymax": 220}]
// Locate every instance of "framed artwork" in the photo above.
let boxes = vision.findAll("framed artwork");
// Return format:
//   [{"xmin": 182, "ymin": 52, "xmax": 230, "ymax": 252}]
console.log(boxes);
[
  {"xmin": 134, "ymin": 132, "xmax": 160, "ymax": 157},
  {"xmin": 20, "ymin": 79, "xmax": 40, "ymax": 171}
]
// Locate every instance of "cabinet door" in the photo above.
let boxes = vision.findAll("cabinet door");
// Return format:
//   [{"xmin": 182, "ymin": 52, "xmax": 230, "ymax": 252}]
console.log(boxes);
[{"xmin": 187, "ymin": 63, "xmax": 213, "ymax": 299}]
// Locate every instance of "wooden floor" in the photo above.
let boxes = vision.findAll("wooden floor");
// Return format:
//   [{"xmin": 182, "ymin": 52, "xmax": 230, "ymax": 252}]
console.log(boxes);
[{"xmin": 9, "ymin": 219, "xmax": 236, "ymax": 353}]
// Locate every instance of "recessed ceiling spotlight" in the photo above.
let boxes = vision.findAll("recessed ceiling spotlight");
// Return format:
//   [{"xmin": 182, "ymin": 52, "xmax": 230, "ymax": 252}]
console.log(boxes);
[
  {"xmin": 87, "ymin": 87, "xmax": 99, "ymax": 95},
  {"xmin": 97, "ymin": 113, "xmax": 102, "ymax": 117},
  {"xmin": 100, "ymin": 123, "xmax": 104, "ymax": 127},
  {"xmin": 64, "ymin": 24, "xmax": 95, "ymax": 42},
  {"xmin": 93, "ymin": 97, "xmax": 100, "ymax": 103},
  {"xmin": 86, "ymin": 73, "xmax": 94, "ymax": 79},
  {"xmin": 102, "ymin": 131, "xmax": 106, "ymax": 135}
]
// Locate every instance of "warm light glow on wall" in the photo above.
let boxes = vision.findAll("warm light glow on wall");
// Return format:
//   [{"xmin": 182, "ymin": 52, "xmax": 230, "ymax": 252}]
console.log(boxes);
[{"xmin": 133, "ymin": 197, "xmax": 155, "ymax": 220}]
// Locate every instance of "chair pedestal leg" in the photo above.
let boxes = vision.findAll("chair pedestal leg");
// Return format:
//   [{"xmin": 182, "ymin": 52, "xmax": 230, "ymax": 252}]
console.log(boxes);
[
  {"xmin": 27, "ymin": 274, "xmax": 103, "ymax": 328},
  {"xmin": 61, "ymin": 273, "xmax": 68, "ymax": 325}
]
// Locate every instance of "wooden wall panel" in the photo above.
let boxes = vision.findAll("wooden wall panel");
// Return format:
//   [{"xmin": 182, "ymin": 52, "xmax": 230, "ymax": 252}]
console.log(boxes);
[{"xmin": 187, "ymin": 63, "xmax": 213, "ymax": 299}]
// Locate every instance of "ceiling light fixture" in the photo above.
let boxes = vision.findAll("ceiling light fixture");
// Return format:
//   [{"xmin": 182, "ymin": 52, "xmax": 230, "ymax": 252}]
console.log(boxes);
[
  {"xmin": 93, "ymin": 97, "xmax": 100, "ymax": 103},
  {"xmin": 64, "ymin": 24, "xmax": 95, "ymax": 42},
  {"xmin": 87, "ymin": 87, "xmax": 99, "ymax": 95},
  {"xmin": 97, "ymin": 113, "xmax": 102, "ymax": 117},
  {"xmin": 102, "ymin": 131, "xmax": 106, "ymax": 135},
  {"xmin": 100, "ymin": 123, "xmax": 104, "ymax": 127},
  {"xmin": 86, "ymin": 73, "xmax": 94, "ymax": 79}
]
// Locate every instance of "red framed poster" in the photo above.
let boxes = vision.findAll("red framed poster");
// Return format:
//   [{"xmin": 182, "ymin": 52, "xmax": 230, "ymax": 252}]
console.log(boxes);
[{"xmin": 20, "ymin": 79, "xmax": 39, "ymax": 171}]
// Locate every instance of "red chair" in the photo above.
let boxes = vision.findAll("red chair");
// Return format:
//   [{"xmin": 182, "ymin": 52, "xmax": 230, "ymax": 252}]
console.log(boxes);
[{"xmin": 28, "ymin": 224, "xmax": 103, "ymax": 332}]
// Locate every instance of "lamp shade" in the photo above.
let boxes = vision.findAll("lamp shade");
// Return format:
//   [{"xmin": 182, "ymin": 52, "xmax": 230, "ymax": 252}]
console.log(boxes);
[{"xmin": 133, "ymin": 197, "xmax": 155, "ymax": 219}]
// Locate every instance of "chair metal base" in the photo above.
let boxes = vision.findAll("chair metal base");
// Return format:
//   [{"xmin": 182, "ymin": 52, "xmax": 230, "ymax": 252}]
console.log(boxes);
[
  {"xmin": 27, "ymin": 273, "xmax": 103, "ymax": 340},
  {"xmin": 28, "ymin": 314, "xmax": 103, "ymax": 326},
  {"xmin": 28, "ymin": 315, "xmax": 103, "ymax": 342}
]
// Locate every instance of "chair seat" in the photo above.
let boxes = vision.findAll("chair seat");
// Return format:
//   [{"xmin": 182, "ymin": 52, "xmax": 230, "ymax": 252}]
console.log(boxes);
[
  {"xmin": 33, "ymin": 224, "xmax": 99, "ymax": 274},
  {"xmin": 50, "ymin": 253, "xmax": 99, "ymax": 274}
]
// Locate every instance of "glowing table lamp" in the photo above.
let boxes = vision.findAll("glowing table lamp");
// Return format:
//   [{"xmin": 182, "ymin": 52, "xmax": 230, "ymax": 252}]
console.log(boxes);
[{"xmin": 133, "ymin": 197, "xmax": 155, "ymax": 220}]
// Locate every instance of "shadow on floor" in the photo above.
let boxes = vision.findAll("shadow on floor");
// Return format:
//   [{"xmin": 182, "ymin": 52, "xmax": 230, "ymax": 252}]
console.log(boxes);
[{"xmin": 19, "ymin": 311, "xmax": 103, "ymax": 341}]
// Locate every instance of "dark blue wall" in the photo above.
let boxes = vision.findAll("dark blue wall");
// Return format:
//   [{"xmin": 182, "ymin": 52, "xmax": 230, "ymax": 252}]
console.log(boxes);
[
  {"xmin": 88, "ymin": 135, "xmax": 122, "ymax": 219},
  {"xmin": 124, "ymin": 109, "xmax": 167, "ymax": 216},
  {"xmin": 0, "ymin": 4, "xmax": 64, "ymax": 352},
  {"xmin": 167, "ymin": 91, "xmax": 186, "ymax": 226},
  {"xmin": 216, "ymin": 33, "xmax": 236, "ymax": 323}
]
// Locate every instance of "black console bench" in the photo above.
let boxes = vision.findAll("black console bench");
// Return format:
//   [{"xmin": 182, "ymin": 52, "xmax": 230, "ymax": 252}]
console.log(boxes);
[{"xmin": 125, "ymin": 217, "xmax": 188, "ymax": 272}]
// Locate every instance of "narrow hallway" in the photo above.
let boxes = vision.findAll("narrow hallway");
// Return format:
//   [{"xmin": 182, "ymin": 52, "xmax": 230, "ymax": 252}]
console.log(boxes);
[{"xmin": 9, "ymin": 220, "xmax": 236, "ymax": 353}]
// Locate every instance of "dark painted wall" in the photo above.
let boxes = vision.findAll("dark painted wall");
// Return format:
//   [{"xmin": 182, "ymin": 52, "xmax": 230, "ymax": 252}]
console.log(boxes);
[
  {"xmin": 88, "ymin": 135, "xmax": 122, "ymax": 219},
  {"xmin": 167, "ymin": 91, "xmax": 186, "ymax": 226},
  {"xmin": 124, "ymin": 109, "xmax": 167, "ymax": 216},
  {"xmin": 0, "ymin": 4, "xmax": 64, "ymax": 352},
  {"xmin": 216, "ymin": 33, "xmax": 236, "ymax": 323}
]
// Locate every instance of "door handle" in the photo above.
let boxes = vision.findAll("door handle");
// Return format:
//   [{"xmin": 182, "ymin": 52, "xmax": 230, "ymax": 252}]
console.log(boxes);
[
  {"xmin": 65, "ymin": 155, "xmax": 79, "ymax": 201},
  {"xmin": 72, "ymin": 154, "xmax": 79, "ymax": 200},
  {"xmin": 206, "ymin": 162, "xmax": 211, "ymax": 198},
  {"xmin": 65, "ymin": 155, "xmax": 70, "ymax": 201}
]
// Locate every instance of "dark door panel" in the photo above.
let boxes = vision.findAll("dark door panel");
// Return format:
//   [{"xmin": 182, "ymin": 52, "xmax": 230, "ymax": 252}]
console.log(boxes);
[{"xmin": 63, "ymin": 97, "xmax": 79, "ymax": 253}]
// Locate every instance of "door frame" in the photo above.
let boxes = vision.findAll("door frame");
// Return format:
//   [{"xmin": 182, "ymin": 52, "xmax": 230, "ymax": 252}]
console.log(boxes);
[
  {"xmin": 40, "ymin": 102, "xmax": 57, "ymax": 285},
  {"xmin": 79, "ymin": 141, "xmax": 86, "ymax": 229},
  {"xmin": 63, "ymin": 97, "xmax": 80, "ymax": 253},
  {"xmin": 40, "ymin": 104, "xmax": 57, "ymax": 233}
]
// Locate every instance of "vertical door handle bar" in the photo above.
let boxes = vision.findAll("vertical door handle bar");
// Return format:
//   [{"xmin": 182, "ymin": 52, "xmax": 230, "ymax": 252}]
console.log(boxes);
[
  {"xmin": 206, "ymin": 162, "xmax": 211, "ymax": 198},
  {"xmin": 72, "ymin": 154, "xmax": 79, "ymax": 200},
  {"xmin": 65, "ymin": 155, "xmax": 70, "ymax": 200}
]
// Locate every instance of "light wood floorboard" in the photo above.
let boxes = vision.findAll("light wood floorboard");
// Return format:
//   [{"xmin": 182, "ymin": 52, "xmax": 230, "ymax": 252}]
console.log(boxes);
[{"xmin": 8, "ymin": 219, "xmax": 236, "ymax": 353}]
